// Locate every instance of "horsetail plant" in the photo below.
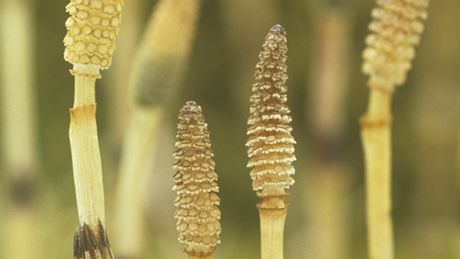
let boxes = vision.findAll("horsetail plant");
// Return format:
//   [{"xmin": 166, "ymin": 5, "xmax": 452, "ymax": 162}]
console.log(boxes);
[
  {"xmin": 246, "ymin": 24, "xmax": 296, "ymax": 259},
  {"xmin": 173, "ymin": 101, "xmax": 221, "ymax": 259},
  {"xmin": 115, "ymin": 0, "xmax": 202, "ymax": 257},
  {"xmin": 360, "ymin": 1, "xmax": 429, "ymax": 258},
  {"xmin": 63, "ymin": 0, "xmax": 123, "ymax": 257}
]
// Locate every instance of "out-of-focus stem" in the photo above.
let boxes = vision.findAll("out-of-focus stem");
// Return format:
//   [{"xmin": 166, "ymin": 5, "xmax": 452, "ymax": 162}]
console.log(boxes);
[
  {"xmin": 105, "ymin": 0, "xmax": 143, "ymax": 147},
  {"xmin": 307, "ymin": 6, "xmax": 351, "ymax": 258},
  {"xmin": 115, "ymin": 108, "xmax": 162, "ymax": 256},
  {"xmin": 114, "ymin": 0, "xmax": 202, "ymax": 257},
  {"xmin": 0, "ymin": 0, "xmax": 38, "ymax": 258}
]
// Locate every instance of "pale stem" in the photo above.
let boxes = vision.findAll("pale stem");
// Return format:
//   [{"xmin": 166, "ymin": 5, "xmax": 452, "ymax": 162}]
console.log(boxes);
[
  {"xmin": 258, "ymin": 208, "xmax": 287, "ymax": 259},
  {"xmin": 362, "ymin": 89, "xmax": 394, "ymax": 259},
  {"xmin": 0, "ymin": 0, "xmax": 36, "ymax": 178},
  {"xmin": 74, "ymin": 75, "xmax": 97, "ymax": 107},
  {"xmin": 115, "ymin": 108, "xmax": 163, "ymax": 256},
  {"xmin": 70, "ymin": 72, "xmax": 106, "ymax": 228}
]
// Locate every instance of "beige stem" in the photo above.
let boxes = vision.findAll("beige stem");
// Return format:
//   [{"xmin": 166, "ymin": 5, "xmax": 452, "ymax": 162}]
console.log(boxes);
[
  {"xmin": 0, "ymin": 0, "xmax": 38, "ymax": 258},
  {"xmin": 115, "ymin": 108, "xmax": 163, "ymax": 256},
  {"xmin": 258, "ymin": 208, "xmax": 287, "ymax": 259},
  {"xmin": 361, "ymin": 89, "xmax": 394, "ymax": 259},
  {"xmin": 0, "ymin": 0, "xmax": 36, "ymax": 178},
  {"xmin": 70, "ymin": 72, "xmax": 106, "ymax": 228}
]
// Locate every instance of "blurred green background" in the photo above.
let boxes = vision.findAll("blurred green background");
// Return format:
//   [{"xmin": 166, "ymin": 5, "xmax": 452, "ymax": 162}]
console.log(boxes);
[{"xmin": 1, "ymin": 0, "xmax": 460, "ymax": 258}]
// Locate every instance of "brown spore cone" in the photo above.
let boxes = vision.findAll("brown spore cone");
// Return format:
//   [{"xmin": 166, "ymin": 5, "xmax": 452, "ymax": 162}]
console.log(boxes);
[
  {"xmin": 246, "ymin": 25, "xmax": 296, "ymax": 205},
  {"xmin": 173, "ymin": 101, "xmax": 221, "ymax": 257}
]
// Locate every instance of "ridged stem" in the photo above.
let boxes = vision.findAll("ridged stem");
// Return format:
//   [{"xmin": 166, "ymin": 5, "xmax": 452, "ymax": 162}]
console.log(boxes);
[
  {"xmin": 70, "ymin": 71, "xmax": 106, "ymax": 228},
  {"xmin": 70, "ymin": 68, "xmax": 113, "ymax": 258},
  {"xmin": 258, "ymin": 206, "xmax": 287, "ymax": 259},
  {"xmin": 361, "ymin": 89, "xmax": 393, "ymax": 259}
]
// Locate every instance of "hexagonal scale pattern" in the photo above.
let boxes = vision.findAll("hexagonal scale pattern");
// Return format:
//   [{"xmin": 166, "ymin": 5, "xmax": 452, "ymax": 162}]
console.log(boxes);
[
  {"xmin": 64, "ymin": 0, "xmax": 123, "ymax": 70},
  {"xmin": 173, "ymin": 101, "xmax": 221, "ymax": 257}
]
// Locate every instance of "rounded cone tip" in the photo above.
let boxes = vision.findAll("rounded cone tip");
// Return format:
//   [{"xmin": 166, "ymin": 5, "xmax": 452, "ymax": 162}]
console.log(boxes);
[
  {"xmin": 181, "ymin": 101, "xmax": 202, "ymax": 114},
  {"xmin": 270, "ymin": 24, "xmax": 284, "ymax": 32}
]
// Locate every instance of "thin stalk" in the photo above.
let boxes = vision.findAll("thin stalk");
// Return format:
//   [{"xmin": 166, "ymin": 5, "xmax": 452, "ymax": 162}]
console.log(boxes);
[
  {"xmin": 246, "ymin": 25, "xmax": 296, "ymax": 259},
  {"xmin": 361, "ymin": 90, "xmax": 393, "ymax": 259},
  {"xmin": 360, "ymin": 1, "xmax": 429, "ymax": 258},
  {"xmin": 0, "ymin": 0, "xmax": 38, "ymax": 257},
  {"xmin": 306, "ymin": 4, "xmax": 351, "ymax": 258},
  {"xmin": 115, "ymin": 108, "xmax": 162, "ymax": 256},
  {"xmin": 70, "ymin": 68, "xmax": 105, "ymax": 227},
  {"xmin": 114, "ymin": 0, "xmax": 202, "ymax": 257},
  {"xmin": 258, "ymin": 207, "xmax": 287, "ymax": 259},
  {"xmin": 63, "ymin": 0, "xmax": 124, "ymax": 257},
  {"xmin": 105, "ymin": 0, "xmax": 143, "ymax": 147}
]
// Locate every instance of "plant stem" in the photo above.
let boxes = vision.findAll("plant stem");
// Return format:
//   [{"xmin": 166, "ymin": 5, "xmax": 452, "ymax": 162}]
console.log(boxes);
[
  {"xmin": 307, "ymin": 5, "xmax": 351, "ymax": 258},
  {"xmin": 114, "ymin": 0, "xmax": 202, "ymax": 256},
  {"xmin": 70, "ymin": 68, "xmax": 113, "ymax": 258},
  {"xmin": 0, "ymin": 0, "xmax": 39, "ymax": 257},
  {"xmin": 106, "ymin": 0, "xmax": 143, "ymax": 146},
  {"xmin": 63, "ymin": 0, "xmax": 123, "ymax": 256},
  {"xmin": 360, "ymin": 1, "xmax": 428, "ymax": 258},
  {"xmin": 116, "ymin": 108, "xmax": 162, "ymax": 256},
  {"xmin": 361, "ymin": 89, "xmax": 393, "ymax": 259},
  {"xmin": 70, "ymin": 68, "xmax": 106, "ymax": 228},
  {"xmin": 258, "ymin": 206, "xmax": 287, "ymax": 259}
]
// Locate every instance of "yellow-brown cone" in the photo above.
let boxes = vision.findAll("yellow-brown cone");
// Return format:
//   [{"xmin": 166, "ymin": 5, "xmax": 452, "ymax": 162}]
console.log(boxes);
[
  {"xmin": 246, "ymin": 25, "xmax": 296, "ymax": 201},
  {"xmin": 64, "ymin": 0, "xmax": 123, "ymax": 71},
  {"xmin": 362, "ymin": 0, "xmax": 429, "ymax": 92},
  {"xmin": 173, "ymin": 101, "xmax": 221, "ymax": 257}
]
